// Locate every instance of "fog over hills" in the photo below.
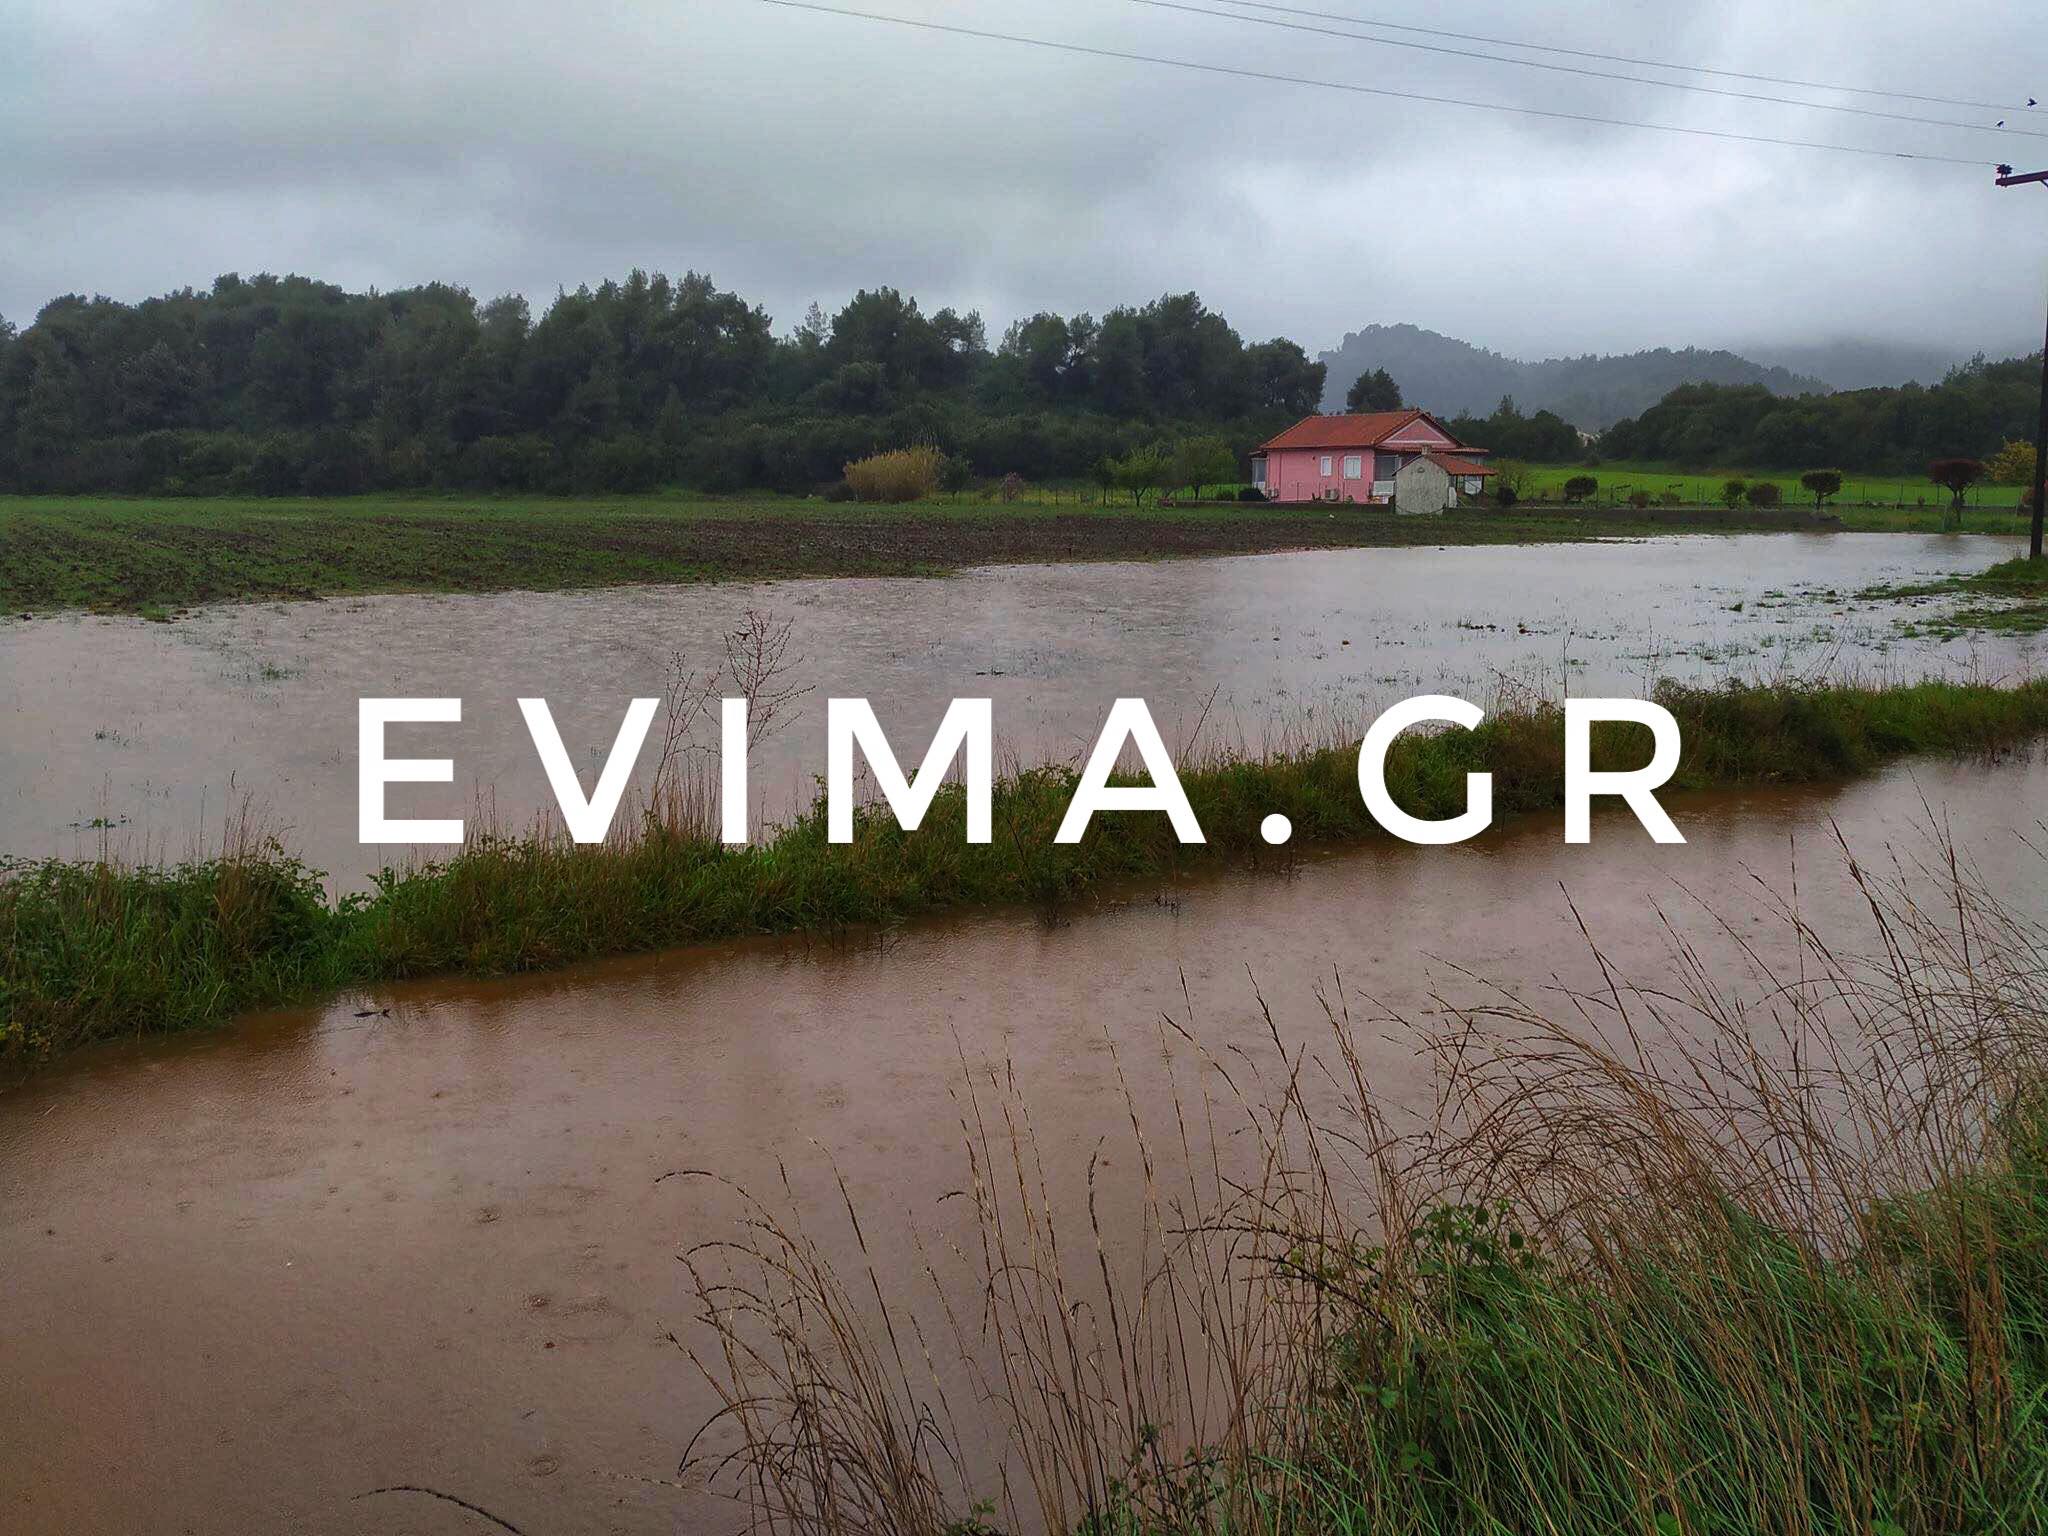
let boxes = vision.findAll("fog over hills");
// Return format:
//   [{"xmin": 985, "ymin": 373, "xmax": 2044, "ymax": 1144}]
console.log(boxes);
[
  {"xmin": 1315, "ymin": 325, "xmax": 1970, "ymax": 431},
  {"xmin": 1729, "ymin": 339, "xmax": 1968, "ymax": 392}
]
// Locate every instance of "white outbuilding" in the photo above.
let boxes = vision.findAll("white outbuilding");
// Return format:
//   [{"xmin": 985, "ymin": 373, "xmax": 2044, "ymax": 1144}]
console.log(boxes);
[{"xmin": 1392, "ymin": 451, "xmax": 1495, "ymax": 514}]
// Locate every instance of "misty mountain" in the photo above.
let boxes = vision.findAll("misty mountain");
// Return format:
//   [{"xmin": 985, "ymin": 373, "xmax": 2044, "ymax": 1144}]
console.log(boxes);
[
  {"xmin": 1317, "ymin": 324, "xmax": 1832, "ymax": 431},
  {"xmin": 1729, "ymin": 339, "xmax": 1966, "ymax": 391}
]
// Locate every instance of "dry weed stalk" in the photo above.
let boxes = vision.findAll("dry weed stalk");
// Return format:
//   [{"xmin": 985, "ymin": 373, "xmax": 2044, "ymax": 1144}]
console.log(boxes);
[
  {"xmin": 676, "ymin": 828, "xmax": 2048, "ymax": 1534},
  {"xmin": 649, "ymin": 609, "xmax": 813, "ymax": 839}
]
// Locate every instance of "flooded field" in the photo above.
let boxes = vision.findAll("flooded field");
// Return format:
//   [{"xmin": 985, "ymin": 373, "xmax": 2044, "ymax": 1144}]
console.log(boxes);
[
  {"xmin": 5, "ymin": 755, "xmax": 2047, "ymax": 1534},
  {"xmin": 5, "ymin": 531, "xmax": 2047, "ymax": 1533},
  {"xmin": 3, "ymin": 532, "xmax": 2036, "ymax": 887}
]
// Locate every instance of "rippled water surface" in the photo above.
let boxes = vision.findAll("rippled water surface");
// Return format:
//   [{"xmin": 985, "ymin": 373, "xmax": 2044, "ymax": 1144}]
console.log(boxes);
[
  {"xmin": 4, "ymin": 532, "xmax": 2045, "ymax": 1533},
  {"xmin": 3, "ymin": 532, "xmax": 2036, "ymax": 886}
]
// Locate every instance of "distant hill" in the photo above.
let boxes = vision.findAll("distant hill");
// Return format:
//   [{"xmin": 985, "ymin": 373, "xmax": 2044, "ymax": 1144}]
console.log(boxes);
[
  {"xmin": 1316, "ymin": 324, "xmax": 1832, "ymax": 430},
  {"xmin": 1730, "ymin": 339, "xmax": 1965, "ymax": 391}
]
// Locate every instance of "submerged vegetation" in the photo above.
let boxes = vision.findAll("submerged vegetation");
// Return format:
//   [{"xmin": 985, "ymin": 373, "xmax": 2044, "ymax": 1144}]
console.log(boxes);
[
  {"xmin": 1878, "ymin": 555, "xmax": 2048, "ymax": 639},
  {"xmin": 8, "ymin": 677, "xmax": 2048, "ymax": 1059},
  {"xmin": 684, "ymin": 832, "xmax": 2048, "ymax": 1534},
  {"xmin": 0, "ymin": 495, "xmax": 1808, "ymax": 616}
]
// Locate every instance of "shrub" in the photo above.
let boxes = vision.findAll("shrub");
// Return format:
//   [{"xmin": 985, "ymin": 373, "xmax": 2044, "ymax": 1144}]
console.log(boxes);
[
  {"xmin": 1489, "ymin": 458, "xmax": 1532, "ymax": 499},
  {"xmin": 843, "ymin": 445, "xmax": 942, "ymax": 503},
  {"xmin": 1721, "ymin": 478, "xmax": 1747, "ymax": 508},
  {"xmin": 937, "ymin": 452, "xmax": 975, "ymax": 496},
  {"xmin": 462, "ymin": 434, "xmax": 557, "ymax": 492},
  {"xmin": 248, "ymin": 433, "xmax": 303, "ymax": 496},
  {"xmin": 1746, "ymin": 480, "xmax": 1782, "ymax": 508},
  {"xmin": 1562, "ymin": 474, "xmax": 1598, "ymax": 503},
  {"xmin": 1628, "ymin": 490, "xmax": 1652, "ymax": 510},
  {"xmin": 1237, "ymin": 485, "xmax": 1267, "ymax": 503},
  {"xmin": 1929, "ymin": 457, "xmax": 1989, "ymax": 510},
  {"xmin": 1800, "ymin": 468, "xmax": 1844, "ymax": 509},
  {"xmin": 1168, "ymin": 434, "xmax": 1238, "ymax": 498},
  {"xmin": 1989, "ymin": 439, "xmax": 2037, "ymax": 486},
  {"xmin": 1494, "ymin": 483, "xmax": 1518, "ymax": 507},
  {"xmin": 572, "ymin": 434, "xmax": 665, "ymax": 493},
  {"xmin": 1108, "ymin": 446, "xmax": 1172, "ymax": 506},
  {"xmin": 1660, "ymin": 489, "xmax": 1683, "ymax": 506},
  {"xmin": 300, "ymin": 425, "xmax": 374, "ymax": 495}
]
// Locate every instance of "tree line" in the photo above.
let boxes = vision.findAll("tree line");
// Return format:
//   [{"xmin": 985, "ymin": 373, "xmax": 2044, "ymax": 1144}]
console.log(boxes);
[
  {"xmin": 1595, "ymin": 357, "xmax": 2040, "ymax": 472},
  {"xmin": 0, "ymin": 272, "xmax": 1327, "ymax": 495}
]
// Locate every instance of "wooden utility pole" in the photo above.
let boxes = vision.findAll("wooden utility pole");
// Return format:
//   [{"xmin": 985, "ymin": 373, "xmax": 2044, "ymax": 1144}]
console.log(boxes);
[{"xmin": 1995, "ymin": 166, "xmax": 2048, "ymax": 560}]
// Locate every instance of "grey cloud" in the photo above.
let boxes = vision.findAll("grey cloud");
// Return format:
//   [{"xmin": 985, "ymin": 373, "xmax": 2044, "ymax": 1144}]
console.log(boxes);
[{"xmin": 2, "ymin": 0, "xmax": 2042, "ymax": 364}]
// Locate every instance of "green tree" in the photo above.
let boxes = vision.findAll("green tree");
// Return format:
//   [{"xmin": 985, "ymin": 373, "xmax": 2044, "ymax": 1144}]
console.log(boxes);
[
  {"xmin": 1171, "ymin": 435, "xmax": 1237, "ymax": 498},
  {"xmin": 1988, "ymin": 439, "xmax": 2036, "ymax": 486},
  {"xmin": 1720, "ymin": 478, "xmax": 1747, "ymax": 509},
  {"xmin": 1091, "ymin": 456, "xmax": 1117, "ymax": 506},
  {"xmin": 1799, "ymin": 469, "xmax": 1843, "ymax": 510},
  {"xmin": 1345, "ymin": 367, "xmax": 1403, "ymax": 413},
  {"xmin": 938, "ymin": 451, "xmax": 975, "ymax": 497},
  {"xmin": 1562, "ymin": 474, "xmax": 1598, "ymax": 504},
  {"xmin": 1928, "ymin": 457, "xmax": 1987, "ymax": 512},
  {"xmin": 1110, "ymin": 446, "xmax": 1171, "ymax": 506},
  {"xmin": 1489, "ymin": 459, "xmax": 1531, "ymax": 499}
]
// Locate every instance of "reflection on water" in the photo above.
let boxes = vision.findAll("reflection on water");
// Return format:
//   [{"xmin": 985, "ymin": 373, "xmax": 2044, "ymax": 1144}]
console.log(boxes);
[
  {"xmin": 2, "ymin": 533, "xmax": 2036, "ymax": 887},
  {"xmin": 5, "ymin": 755, "xmax": 2046, "ymax": 1533}
]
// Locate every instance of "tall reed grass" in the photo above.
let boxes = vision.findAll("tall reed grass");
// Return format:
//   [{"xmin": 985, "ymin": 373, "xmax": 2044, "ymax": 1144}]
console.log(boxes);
[
  {"xmin": 845, "ymin": 446, "xmax": 943, "ymax": 503},
  {"xmin": 680, "ymin": 836, "xmax": 2048, "ymax": 1534},
  {"xmin": 6, "ymin": 677, "xmax": 2048, "ymax": 1060}
]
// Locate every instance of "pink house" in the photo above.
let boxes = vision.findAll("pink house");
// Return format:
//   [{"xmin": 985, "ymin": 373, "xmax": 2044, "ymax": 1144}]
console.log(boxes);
[{"xmin": 1250, "ymin": 409, "xmax": 1493, "ymax": 505}]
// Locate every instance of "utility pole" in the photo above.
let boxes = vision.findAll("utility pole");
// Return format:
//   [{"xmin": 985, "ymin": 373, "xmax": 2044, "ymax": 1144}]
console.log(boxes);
[{"xmin": 1995, "ymin": 166, "xmax": 2048, "ymax": 560}]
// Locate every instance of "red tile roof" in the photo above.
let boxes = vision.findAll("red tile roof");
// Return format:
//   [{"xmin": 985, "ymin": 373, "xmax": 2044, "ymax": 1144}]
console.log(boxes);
[
  {"xmin": 1255, "ymin": 409, "xmax": 1471, "ymax": 452},
  {"xmin": 1425, "ymin": 452, "xmax": 1494, "ymax": 477}
]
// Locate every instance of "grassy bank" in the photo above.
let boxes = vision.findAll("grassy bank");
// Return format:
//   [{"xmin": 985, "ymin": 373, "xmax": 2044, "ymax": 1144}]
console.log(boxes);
[
  {"xmin": 8, "ymin": 678, "xmax": 2048, "ymax": 1060},
  {"xmin": 1872, "ymin": 555, "xmax": 2048, "ymax": 639},
  {"xmin": 0, "ymin": 494, "xmax": 1852, "ymax": 616},
  {"xmin": 687, "ymin": 833, "xmax": 2048, "ymax": 1534},
  {"xmin": 1524, "ymin": 460, "xmax": 2032, "ymax": 519}
]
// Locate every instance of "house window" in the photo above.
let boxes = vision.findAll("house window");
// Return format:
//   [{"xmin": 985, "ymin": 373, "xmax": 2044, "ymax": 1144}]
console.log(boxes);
[
  {"xmin": 1252, "ymin": 459, "xmax": 1267, "ymax": 486},
  {"xmin": 1319, "ymin": 455, "xmax": 1333, "ymax": 476},
  {"xmin": 1342, "ymin": 454, "xmax": 1363, "ymax": 479},
  {"xmin": 1376, "ymin": 451, "xmax": 1402, "ymax": 482}
]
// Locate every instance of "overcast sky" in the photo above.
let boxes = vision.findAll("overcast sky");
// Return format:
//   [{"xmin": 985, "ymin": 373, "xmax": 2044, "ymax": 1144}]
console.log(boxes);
[{"xmin": 3, "ymin": 0, "xmax": 2044, "ymax": 362}]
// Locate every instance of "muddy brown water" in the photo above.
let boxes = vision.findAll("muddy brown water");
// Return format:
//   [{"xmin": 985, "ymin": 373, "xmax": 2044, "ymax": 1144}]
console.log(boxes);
[
  {"xmin": 4, "ymin": 533, "xmax": 2047, "ymax": 1533},
  {"xmin": 6, "ymin": 755, "xmax": 2048, "ymax": 1535},
  {"xmin": 3, "ymin": 532, "xmax": 2036, "ymax": 887}
]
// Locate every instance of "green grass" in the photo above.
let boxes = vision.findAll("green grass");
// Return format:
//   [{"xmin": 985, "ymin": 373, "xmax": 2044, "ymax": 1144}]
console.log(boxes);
[
  {"xmin": 1946, "ymin": 556, "xmax": 2048, "ymax": 634},
  {"xmin": 1139, "ymin": 1123, "xmax": 2048, "ymax": 1536},
  {"xmin": 1862, "ymin": 554, "xmax": 2048, "ymax": 638},
  {"xmin": 9, "ymin": 678, "xmax": 2048, "ymax": 1060},
  {"xmin": 0, "ymin": 493, "xmax": 1891, "ymax": 616},
  {"xmin": 1523, "ymin": 461, "xmax": 2032, "ymax": 525}
]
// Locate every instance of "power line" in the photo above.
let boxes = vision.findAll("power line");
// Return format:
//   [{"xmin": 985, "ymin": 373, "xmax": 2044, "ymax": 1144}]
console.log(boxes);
[
  {"xmin": 1205, "ymin": 0, "xmax": 2032, "ymax": 116},
  {"xmin": 1137, "ymin": 0, "xmax": 2048, "ymax": 142},
  {"xmin": 755, "ymin": 0, "xmax": 1994, "ymax": 167}
]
